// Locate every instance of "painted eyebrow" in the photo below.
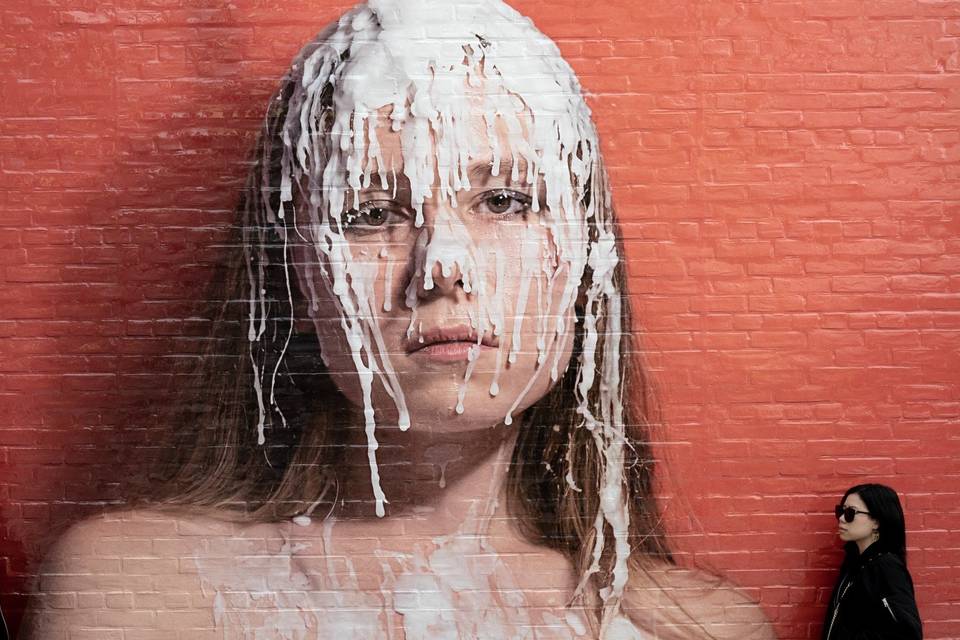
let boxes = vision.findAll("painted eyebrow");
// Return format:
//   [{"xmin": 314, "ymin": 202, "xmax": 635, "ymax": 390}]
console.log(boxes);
[
  {"xmin": 467, "ymin": 158, "xmax": 529, "ymax": 185},
  {"xmin": 355, "ymin": 172, "xmax": 409, "ymax": 197}
]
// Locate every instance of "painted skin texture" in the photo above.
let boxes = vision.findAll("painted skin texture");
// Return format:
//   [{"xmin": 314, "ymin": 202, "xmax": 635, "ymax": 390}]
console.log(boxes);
[
  {"xmin": 23, "ymin": 1, "xmax": 777, "ymax": 638},
  {"xmin": 25, "ymin": 510, "xmax": 775, "ymax": 639},
  {"xmin": 264, "ymin": 0, "xmax": 633, "ymax": 618}
]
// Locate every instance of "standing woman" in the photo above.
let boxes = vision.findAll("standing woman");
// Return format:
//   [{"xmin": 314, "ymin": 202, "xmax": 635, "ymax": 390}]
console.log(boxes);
[{"xmin": 823, "ymin": 484, "xmax": 922, "ymax": 640}]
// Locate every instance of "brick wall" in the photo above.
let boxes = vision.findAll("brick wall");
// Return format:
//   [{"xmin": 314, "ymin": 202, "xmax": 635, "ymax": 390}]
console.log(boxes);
[{"xmin": 2, "ymin": 0, "xmax": 958, "ymax": 637}]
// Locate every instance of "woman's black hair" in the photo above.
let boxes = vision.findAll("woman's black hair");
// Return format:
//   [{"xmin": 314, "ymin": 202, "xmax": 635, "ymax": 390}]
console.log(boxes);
[{"xmin": 842, "ymin": 483, "xmax": 908, "ymax": 561}]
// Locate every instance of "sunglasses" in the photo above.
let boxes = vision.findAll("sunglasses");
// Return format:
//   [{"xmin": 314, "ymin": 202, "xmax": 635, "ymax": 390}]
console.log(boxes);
[{"xmin": 835, "ymin": 505, "xmax": 870, "ymax": 523}]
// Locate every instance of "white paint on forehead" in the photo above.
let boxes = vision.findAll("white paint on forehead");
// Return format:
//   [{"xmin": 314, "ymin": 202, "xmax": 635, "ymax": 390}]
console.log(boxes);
[
  {"xmin": 312, "ymin": 0, "xmax": 595, "ymax": 222},
  {"xmin": 286, "ymin": 0, "xmax": 600, "ymax": 515}
]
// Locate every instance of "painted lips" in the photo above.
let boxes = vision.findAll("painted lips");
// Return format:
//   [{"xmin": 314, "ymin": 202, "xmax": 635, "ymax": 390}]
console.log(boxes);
[{"xmin": 407, "ymin": 325, "xmax": 498, "ymax": 362}]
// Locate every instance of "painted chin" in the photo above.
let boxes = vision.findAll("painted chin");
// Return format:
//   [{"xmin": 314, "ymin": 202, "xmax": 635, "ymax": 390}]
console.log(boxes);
[{"xmin": 408, "ymin": 341, "xmax": 496, "ymax": 364}]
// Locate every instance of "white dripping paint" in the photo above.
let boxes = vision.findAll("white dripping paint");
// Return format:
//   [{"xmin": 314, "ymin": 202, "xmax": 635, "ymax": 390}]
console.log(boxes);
[
  {"xmin": 196, "ymin": 533, "xmax": 646, "ymax": 639},
  {"xmin": 508, "ymin": 225, "xmax": 538, "ymax": 366},
  {"xmin": 489, "ymin": 247, "xmax": 507, "ymax": 397},
  {"xmin": 380, "ymin": 246, "xmax": 396, "ymax": 312},
  {"xmin": 534, "ymin": 259, "xmax": 548, "ymax": 365},
  {"xmin": 292, "ymin": 480, "xmax": 336, "ymax": 527},
  {"xmin": 192, "ymin": 446, "xmax": 648, "ymax": 639},
  {"xmin": 245, "ymin": 0, "xmax": 636, "ymax": 623},
  {"xmin": 456, "ymin": 344, "xmax": 482, "ymax": 415}
]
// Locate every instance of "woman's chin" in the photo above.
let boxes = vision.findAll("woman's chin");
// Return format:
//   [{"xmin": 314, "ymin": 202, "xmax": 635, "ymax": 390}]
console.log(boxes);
[{"xmin": 403, "ymin": 403, "xmax": 516, "ymax": 430}]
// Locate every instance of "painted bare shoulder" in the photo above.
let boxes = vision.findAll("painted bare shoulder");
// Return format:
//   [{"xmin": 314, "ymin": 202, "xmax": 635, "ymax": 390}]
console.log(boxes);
[
  {"xmin": 22, "ymin": 509, "xmax": 771, "ymax": 639},
  {"xmin": 16, "ymin": 509, "xmax": 635, "ymax": 639},
  {"xmin": 622, "ymin": 563, "xmax": 778, "ymax": 640},
  {"xmin": 20, "ymin": 509, "xmax": 229, "ymax": 638}
]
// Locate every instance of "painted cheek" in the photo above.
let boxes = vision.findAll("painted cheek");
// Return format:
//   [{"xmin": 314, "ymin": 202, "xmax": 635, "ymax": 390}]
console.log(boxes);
[{"xmin": 381, "ymin": 255, "xmax": 398, "ymax": 313}]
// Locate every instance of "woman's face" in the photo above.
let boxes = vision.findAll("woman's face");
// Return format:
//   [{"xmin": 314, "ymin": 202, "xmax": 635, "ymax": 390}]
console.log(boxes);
[
  {"xmin": 837, "ymin": 492, "xmax": 878, "ymax": 546},
  {"xmin": 295, "ymin": 105, "xmax": 579, "ymax": 432}
]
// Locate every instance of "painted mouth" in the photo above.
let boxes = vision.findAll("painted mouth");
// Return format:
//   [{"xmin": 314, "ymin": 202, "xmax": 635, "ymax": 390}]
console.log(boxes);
[{"xmin": 407, "ymin": 324, "xmax": 499, "ymax": 362}]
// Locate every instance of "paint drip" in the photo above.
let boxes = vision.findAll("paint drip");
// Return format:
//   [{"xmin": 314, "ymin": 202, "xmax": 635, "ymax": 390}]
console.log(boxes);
[
  {"xmin": 246, "ymin": 0, "xmax": 634, "ymax": 623},
  {"xmin": 194, "ymin": 465, "xmax": 647, "ymax": 639}
]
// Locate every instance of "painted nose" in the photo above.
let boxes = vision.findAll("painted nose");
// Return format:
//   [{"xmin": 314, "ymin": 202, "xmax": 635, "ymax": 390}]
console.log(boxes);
[
  {"xmin": 425, "ymin": 257, "xmax": 465, "ymax": 296},
  {"xmin": 414, "ymin": 212, "xmax": 476, "ymax": 300}
]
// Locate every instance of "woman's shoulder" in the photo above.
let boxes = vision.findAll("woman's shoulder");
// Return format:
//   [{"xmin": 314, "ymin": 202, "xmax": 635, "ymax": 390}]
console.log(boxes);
[
  {"xmin": 866, "ymin": 548, "xmax": 908, "ymax": 568},
  {"xmin": 622, "ymin": 561, "xmax": 777, "ymax": 640},
  {"xmin": 42, "ymin": 507, "xmax": 251, "ymax": 559},
  {"xmin": 858, "ymin": 548, "xmax": 915, "ymax": 590},
  {"xmin": 855, "ymin": 547, "xmax": 910, "ymax": 580},
  {"xmin": 23, "ymin": 507, "xmax": 269, "ymax": 638}
]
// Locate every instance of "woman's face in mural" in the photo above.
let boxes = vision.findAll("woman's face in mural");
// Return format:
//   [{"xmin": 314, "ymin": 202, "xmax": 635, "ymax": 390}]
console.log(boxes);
[{"xmin": 296, "ymin": 100, "xmax": 577, "ymax": 431}]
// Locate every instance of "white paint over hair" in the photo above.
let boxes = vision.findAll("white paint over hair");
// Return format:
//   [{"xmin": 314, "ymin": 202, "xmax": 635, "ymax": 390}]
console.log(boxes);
[{"xmin": 246, "ymin": 0, "xmax": 633, "ymax": 621}]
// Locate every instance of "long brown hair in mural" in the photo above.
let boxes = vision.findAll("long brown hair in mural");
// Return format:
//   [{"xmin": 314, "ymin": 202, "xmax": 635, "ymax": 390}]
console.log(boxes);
[{"xmin": 23, "ymin": 1, "xmax": 774, "ymax": 638}]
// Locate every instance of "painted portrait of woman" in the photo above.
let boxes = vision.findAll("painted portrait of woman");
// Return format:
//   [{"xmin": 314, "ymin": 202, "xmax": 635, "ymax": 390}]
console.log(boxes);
[{"xmin": 22, "ymin": 1, "xmax": 774, "ymax": 637}]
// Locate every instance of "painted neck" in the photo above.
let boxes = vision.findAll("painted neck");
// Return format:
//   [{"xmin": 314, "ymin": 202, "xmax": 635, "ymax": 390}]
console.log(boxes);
[{"xmin": 337, "ymin": 415, "xmax": 519, "ymax": 528}]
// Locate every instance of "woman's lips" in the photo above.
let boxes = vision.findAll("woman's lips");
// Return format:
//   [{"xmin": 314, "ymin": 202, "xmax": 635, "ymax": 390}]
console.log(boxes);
[
  {"xmin": 406, "ymin": 324, "xmax": 498, "ymax": 363},
  {"xmin": 411, "ymin": 341, "xmax": 496, "ymax": 362}
]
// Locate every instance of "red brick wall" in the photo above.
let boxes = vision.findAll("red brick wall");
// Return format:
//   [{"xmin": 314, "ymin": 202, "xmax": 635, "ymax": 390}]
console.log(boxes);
[{"xmin": 2, "ymin": 0, "xmax": 958, "ymax": 637}]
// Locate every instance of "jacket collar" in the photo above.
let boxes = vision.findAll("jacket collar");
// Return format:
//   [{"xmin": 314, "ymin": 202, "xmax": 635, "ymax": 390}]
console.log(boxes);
[{"xmin": 856, "ymin": 540, "xmax": 886, "ymax": 566}]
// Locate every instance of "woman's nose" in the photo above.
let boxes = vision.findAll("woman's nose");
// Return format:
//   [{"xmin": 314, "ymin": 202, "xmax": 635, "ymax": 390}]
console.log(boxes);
[
  {"xmin": 425, "ymin": 258, "xmax": 465, "ymax": 296},
  {"xmin": 413, "ymin": 210, "xmax": 477, "ymax": 301}
]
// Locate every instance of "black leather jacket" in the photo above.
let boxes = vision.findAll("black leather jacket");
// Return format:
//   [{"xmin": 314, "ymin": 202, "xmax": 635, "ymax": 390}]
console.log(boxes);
[{"xmin": 822, "ymin": 543, "xmax": 922, "ymax": 640}]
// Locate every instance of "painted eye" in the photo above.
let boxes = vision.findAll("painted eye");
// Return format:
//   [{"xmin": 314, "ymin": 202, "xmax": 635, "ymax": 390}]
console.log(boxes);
[
  {"xmin": 476, "ymin": 189, "xmax": 532, "ymax": 217},
  {"xmin": 342, "ymin": 200, "xmax": 406, "ymax": 233}
]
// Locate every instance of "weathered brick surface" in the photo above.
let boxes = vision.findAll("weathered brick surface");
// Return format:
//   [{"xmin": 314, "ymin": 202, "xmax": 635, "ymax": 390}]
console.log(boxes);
[{"xmin": 2, "ymin": 0, "xmax": 959, "ymax": 638}]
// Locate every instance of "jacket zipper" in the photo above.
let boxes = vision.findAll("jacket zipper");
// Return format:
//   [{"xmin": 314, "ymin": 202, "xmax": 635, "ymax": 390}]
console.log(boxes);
[
  {"xmin": 882, "ymin": 597, "xmax": 898, "ymax": 622},
  {"xmin": 826, "ymin": 579, "xmax": 853, "ymax": 640}
]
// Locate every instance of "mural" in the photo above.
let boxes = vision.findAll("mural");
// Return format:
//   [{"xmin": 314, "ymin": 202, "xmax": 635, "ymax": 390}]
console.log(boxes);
[
  {"xmin": 2, "ymin": 0, "xmax": 957, "ymax": 638},
  {"xmin": 18, "ymin": 1, "xmax": 773, "ymax": 637}
]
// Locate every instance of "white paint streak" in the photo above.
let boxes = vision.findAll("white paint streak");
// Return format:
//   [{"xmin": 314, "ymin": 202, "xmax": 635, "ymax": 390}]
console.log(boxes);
[{"xmin": 244, "ymin": 0, "xmax": 637, "ymax": 621}]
